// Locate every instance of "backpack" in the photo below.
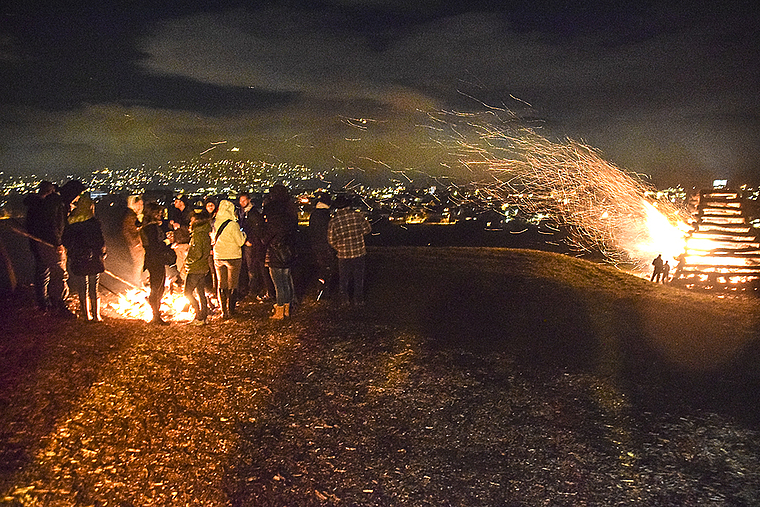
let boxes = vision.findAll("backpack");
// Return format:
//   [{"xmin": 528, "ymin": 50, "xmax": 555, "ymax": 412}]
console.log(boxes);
[{"xmin": 269, "ymin": 234, "xmax": 296, "ymax": 266}]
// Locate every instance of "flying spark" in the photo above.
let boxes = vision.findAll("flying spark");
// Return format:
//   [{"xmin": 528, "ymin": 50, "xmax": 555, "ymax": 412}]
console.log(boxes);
[{"xmin": 435, "ymin": 110, "xmax": 691, "ymax": 269}]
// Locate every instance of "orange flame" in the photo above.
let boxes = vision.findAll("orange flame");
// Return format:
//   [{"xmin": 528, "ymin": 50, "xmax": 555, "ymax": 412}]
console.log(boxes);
[{"xmin": 108, "ymin": 288, "xmax": 201, "ymax": 322}]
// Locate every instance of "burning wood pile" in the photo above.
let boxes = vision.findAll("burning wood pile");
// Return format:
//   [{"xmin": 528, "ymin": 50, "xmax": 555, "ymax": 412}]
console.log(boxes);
[{"xmin": 675, "ymin": 190, "xmax": 760, "ymax": 291}]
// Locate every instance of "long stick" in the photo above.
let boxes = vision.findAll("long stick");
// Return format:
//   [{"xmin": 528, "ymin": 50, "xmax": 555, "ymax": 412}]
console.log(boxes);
[
  {"xmin": 9, "ymin": 225, "xmax": 55, "ymax": 248},
  {"xmin": 10, "ymin": 225, "xmax": 140, "ymax": 289},
  {"xmin": 102, "ymin": 270, "xmax": 139, "ymax": 289}
]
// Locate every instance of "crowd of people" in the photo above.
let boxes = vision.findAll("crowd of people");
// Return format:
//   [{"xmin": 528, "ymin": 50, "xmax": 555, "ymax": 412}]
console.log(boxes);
[{"xmin": 23, "ymin": 181, "xmax": 372, "ymax": 325}]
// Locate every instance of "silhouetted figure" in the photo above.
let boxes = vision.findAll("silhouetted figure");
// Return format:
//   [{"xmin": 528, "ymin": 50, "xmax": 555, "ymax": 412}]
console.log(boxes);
[
  {"xmin": 141, "ymin": 202, "xmax": 170, "ymax": 325},
  {"xmin": 123, "ymin": 195, "xmax": 144, "ymax": 287},
  {"xmin": 661, "ymin": 260, "xmax": 671, "ymax": 283},
  {"xmin": 23, "ymin": 181, "xmax": 56, "ymax": 311},
  {"xmin": 168, "ymin": 194, "xmax": 191, "ymax": 230},
  {"xmin": 24, "ymin": 181, "xmax": 75, "ymax": 317},
  {"xmin": 166, "ymin": 195, "xmax": 190, "ymax": 293},
  {"xmin": 328, "ymin": 194, "xmax": 371, "ymax": 307},
  {"xmin": 263, "ymin": 184, "xmax": 298, "ymax": 319},
  {"xmin": 651, "ymin": 254, "xmax": 664, "ymax": 283},
  {"xmin": 62, "ymin": 193, "xmax": 106, "ymax": 321},
  {"xmin": 237, "ymin": 192, "xmax": 268, "ymax": 301},
  {"xmin": 309, "ymin": 193, "xmax": 337, "ymax": 301},
  {"xmin": 203, "ymin": 197, "xmax": 218, "ymax": 294}
]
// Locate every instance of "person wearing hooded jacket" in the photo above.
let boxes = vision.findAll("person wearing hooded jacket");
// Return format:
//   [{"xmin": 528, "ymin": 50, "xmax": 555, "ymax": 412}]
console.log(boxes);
[
  {"xmin": 62, "ymin": 193, "xmax": 106, "ymax": 321},
  {"xmin": 182, "ymin": 209, "xmax": 212, "ymax": 325},
  {"xmin": 212, "ymin": 199, "xmax": 246, "ymax": 318}
]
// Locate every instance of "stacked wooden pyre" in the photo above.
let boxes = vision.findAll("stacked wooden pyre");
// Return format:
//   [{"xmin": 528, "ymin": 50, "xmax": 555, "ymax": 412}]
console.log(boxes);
[{"xmin": 674, "ymin": 190, "xmax": 760, "ymax": 290}]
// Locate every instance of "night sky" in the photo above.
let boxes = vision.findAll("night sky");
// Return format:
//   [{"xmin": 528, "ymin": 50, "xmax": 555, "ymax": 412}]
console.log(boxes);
[{"xmin": 2, "ymin": 1, "xmax": 759, "ymax": 188}]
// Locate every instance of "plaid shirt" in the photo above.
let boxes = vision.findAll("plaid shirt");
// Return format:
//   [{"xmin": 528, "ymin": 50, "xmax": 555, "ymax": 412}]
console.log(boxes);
[{"xmin": 327, "ymin": 208, "xmax": 371, "ymax": 259}]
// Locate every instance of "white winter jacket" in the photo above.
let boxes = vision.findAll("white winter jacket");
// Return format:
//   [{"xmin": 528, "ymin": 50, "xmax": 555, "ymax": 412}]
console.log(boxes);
[{"xmin": 212, "ymin": 200, "xmax": 246, "ymax": 260}]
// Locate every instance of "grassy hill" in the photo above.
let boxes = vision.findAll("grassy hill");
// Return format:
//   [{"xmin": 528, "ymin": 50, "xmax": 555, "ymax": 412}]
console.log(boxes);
[
  {"xmin": 2, "ymin": 247, "xmax": 760, "ymax": 505},
  {"xmin": 368, "ymin": 247, "xmax": 760, "ymax": 372}
]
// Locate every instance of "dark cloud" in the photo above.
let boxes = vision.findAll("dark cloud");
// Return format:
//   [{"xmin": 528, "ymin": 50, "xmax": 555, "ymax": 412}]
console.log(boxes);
[{"xmin": 1, "ymin": 1, "xmax": 759, "ymax": 186}]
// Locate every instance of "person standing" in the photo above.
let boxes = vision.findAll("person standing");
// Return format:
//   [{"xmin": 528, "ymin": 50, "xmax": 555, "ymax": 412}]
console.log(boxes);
[
  {"xmin": 140, "ymin": 201, "xmax": 171, "ymax": 325},
  {"xmin": 308, "ymin": 193, "xmax": 337, "ymax": 301},
  {"xmin": 182, "ymin": 209, "xmax": 212, "ymax": 325},
  {"xmin": 212, "ymin": 199, "xmax": 246, "ymax": 319},
  {"xmin": 262, "ymin": 184, "xmax": 299, "ymax": 319},
  {"xmin": 62, "ymin": 193, "xmax": 106, "ymax": 321},
  {"xmin": 166, "ymin": 196, "xmax": 190, "ymax": 293},
  {"xmin": 661, "ymin": 260, "xmax": 671, "ymax": 284},
  {"xmin": 29, "ymin": 181, "xmax": 75, "ymax": 317},
  {"xmin": 651, "ymin": 254, "xmax": 664, "ymax": 283},
  {"xmin": 237, "ymin": 192, "xmax": 268, "ymax": 301},
  {"xmin": 169, "ymin": 194, "xmax": 192, "ymax": 231},
  {"xmin": 122, "ymin": 195, "xmax": 144, "ymax": 287},
  {"xmin": 23, "ymin": 181, "xmax": 57, "ymax": 312},
  {"xmin": 328, "ymin": 194, "xmax": 371, "ymax": 307},
  {"xmin": 203, "ymin": 197, "xmax": 218, "ymax": 294}
]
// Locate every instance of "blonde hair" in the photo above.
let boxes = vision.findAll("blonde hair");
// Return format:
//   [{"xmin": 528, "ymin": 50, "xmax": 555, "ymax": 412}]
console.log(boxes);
[{"xmin": 68, "ymin": 193, "xmax": 95, "ymax": 224}]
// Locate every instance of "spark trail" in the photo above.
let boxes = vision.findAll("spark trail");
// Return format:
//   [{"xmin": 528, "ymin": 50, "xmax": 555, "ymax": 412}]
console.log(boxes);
[{"xmin": 436, "ymin": 110, "xmax": 691, "ymax": 268}]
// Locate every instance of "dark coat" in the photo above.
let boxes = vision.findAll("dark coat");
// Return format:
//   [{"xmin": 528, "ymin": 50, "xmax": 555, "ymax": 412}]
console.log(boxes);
[
  {"xmin": 263, "ymin": 200, "xmax": 299, "ymax": 269},
  {"xmin": 39, "ymin": 192, "xmax": 68, "ymax": 247},
  {"xmin": 140, "ymin": 222, "xmax": 169, "ymax": 272},
  {"xmin": 62, "ymin": 218, "xmax": 106, "ymax": 276},
  {"xmin": 238, "ymin": 205, "xmax": 266, "ymax": 256},
  {"xmin": 308, "ymin": 207, "xmax": 335, "ymax": 265}
]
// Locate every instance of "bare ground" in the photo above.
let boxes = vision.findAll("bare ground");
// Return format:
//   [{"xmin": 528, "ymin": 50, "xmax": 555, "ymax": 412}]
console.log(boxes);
[{"xmin": 2, "ymin": 247, "xmax": 760, "ymax": 506}]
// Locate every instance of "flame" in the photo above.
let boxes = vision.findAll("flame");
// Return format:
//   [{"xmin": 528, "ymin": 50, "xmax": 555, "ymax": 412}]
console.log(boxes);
[
  {"xmin": 433, "ymin": 110, "xmax": 691, "ymax": 268},
  {"xmin": 630, "ymin": 201, "xmax": 689, "ymax": 265},
  {"xmin": 108, "ymin": 287, "xmax": 203, "ymax": 322}
]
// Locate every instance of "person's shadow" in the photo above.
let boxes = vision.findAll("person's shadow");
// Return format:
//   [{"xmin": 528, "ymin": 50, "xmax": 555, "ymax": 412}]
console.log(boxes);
[{"xmin": 366, "ymin": 247, "xmax": 760, "ymax": 426}]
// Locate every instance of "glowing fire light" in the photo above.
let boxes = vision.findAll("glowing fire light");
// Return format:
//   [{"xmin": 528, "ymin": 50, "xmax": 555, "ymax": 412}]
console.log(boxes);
[
  {"xmin": 108, "ymin": 288, "xmax": 198, "ymax": 322},
  {"xmin": 434, "ymin": 110, "xmax": 691, "ymax": 269}
]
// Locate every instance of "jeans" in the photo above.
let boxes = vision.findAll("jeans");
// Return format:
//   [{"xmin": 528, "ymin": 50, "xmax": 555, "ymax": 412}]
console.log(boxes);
[
  {"xmin": 32, "ymin": 243, "xmax": 68, "ymax": 310},
  {"xmin": 184, "ymin": 272, "xmax": 208, "ymax": 321},
  {"xmin": 70, "ymin": 272, "xmax": 100, "ymax": 319},
  {"xmin": 269, "ymin": 267, "xmax": 294, "ymax": 305},
  {"xmin": 238, "ymin": 244, "xmax": 265, "ymax": 296},
  {"xmin": 338, "ymin": 255, "xmax": 365, "ymax": 305}
]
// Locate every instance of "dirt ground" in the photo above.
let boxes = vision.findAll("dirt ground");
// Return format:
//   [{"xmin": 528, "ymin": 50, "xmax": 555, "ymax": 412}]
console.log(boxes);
[{"xmin": 2, "ymin": 247, "xmax": 760, "ymax": 506}]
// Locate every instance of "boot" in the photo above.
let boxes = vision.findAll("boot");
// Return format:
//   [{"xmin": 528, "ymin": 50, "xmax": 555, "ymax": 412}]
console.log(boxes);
[
  {"xmin": 229, "ymin": 289, "xmax": 238, "ymax": 316},
  {"xmin": 270, "ymin": 304, "xmax": 285, "ymax": 320},
  {"xmin": 283, "ymin": 302, "xmax": 290, "ymax": 318},
  {"xmin": 220, "ymin": 289, "xmax": 230, "ymax": 319}
]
